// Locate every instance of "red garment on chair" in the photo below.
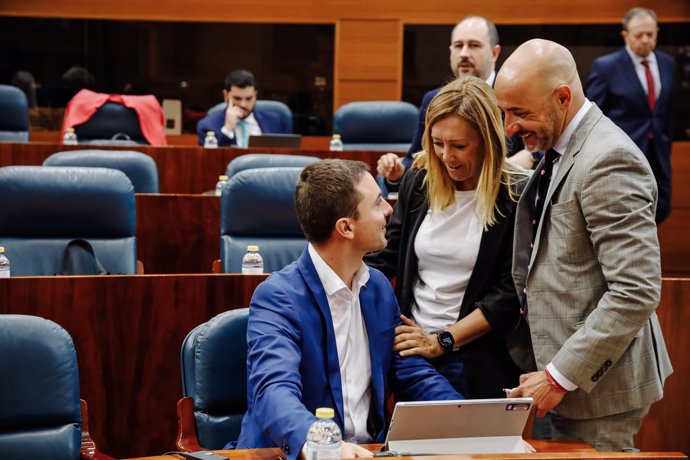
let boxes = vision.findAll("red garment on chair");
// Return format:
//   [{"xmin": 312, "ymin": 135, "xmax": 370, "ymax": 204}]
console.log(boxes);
[{"xmin": 61, "ymin": 89, "xmax": 167, "ymax": 146}]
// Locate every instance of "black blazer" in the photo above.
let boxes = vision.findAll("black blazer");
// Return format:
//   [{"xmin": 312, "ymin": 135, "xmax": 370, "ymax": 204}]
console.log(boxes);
[{"xmin": 366, "ymin": 167, "xmax": 524, "ymax": 397}]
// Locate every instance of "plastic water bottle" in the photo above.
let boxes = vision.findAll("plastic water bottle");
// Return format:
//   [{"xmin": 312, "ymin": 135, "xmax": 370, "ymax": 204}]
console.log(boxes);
[
  {"xmin": 241, "ymin": 245, "xmax": 264, "ymax": 274},
  {"xmin": 204, "ymin": 131, "xmax": 219, "ymax": 148},
  {"xmin": 215, "ymin": 175, "xmax": 229, "ymax": 196},
  {"xmin": 329, "ymin": 134, "xmax": 343, "ymax": 152},
  {"xmin": 305, "ymin": 407, "xmax": 342, "ymax": 460},
  {"xmin": 0, "ymin": 247, "xmax": 10, "ymax": 278},
  {"xmin": 63, "ymin": 128, "xmax": 78, "ymax": 145}
]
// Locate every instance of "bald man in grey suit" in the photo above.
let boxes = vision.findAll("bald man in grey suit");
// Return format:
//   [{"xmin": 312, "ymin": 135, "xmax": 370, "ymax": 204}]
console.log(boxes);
[{"xmin": 494, "ymin": 39, "xmax": 672, "ymax": 451}]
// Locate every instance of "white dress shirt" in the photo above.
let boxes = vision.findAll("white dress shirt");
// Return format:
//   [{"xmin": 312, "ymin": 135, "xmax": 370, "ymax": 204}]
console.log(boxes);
[
  {"xmin": 625, "ymin": 45, "xmax": 662, "ymax": 101},
  {"xmin": 307, "ymin": 244, "xmax": 373, "ymax": 442},
  {"xmin": 220, "ymin": 111, "xmax": 262, "ymax": 147}
]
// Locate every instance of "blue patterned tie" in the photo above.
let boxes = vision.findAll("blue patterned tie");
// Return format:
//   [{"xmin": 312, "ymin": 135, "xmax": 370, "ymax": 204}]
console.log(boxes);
[
  {"xmin": 237, "ymin": 119, "xmax": 249, "ymax": 148},
  {"xmin": 521, "ymin": 148, "xmax": 559, "ymax": 317}
]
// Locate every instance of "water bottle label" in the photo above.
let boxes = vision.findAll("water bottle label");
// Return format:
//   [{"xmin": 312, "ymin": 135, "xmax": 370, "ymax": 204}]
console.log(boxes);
[
  {"xmin": 0, "ymin": 270, "xmax": 9, "ymax": 278},
  {"xmin": 242, "ymin": 267, "xmax": 263, "ymax": 275},
  {"xmin": 306, "ymin": 445, "xmax": 341, "ymax": 460}
]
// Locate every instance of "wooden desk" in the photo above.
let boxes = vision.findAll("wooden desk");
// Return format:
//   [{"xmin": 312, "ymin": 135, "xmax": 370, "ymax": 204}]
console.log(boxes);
[
  {"xmin": 122, "ymin": 442, "xmax": 687, "ymax": 460},
  {"xmin": 1, "ymin": 277, "xmax": 689, "ymax": 458},
  {"xmin": 0, "ymin": 141, "xmax": 399, "ymax": 194}
]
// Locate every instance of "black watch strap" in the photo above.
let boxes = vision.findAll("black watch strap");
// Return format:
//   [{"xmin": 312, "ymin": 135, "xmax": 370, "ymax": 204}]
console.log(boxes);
[{"xmin": 435, "ymin": 331, "xmax": 454, "ymax": 354}]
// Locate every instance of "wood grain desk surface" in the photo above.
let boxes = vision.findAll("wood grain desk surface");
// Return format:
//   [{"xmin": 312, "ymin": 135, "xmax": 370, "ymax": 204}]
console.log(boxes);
[{"xmin": 123, "ymin": 440, "xmax": 687, "ymax": 460}]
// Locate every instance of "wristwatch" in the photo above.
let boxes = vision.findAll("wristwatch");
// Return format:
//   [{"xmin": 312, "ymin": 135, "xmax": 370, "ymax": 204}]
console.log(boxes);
[{"xmin": 435, "ymin": 331, "xmax": 455, "ymax": 354}]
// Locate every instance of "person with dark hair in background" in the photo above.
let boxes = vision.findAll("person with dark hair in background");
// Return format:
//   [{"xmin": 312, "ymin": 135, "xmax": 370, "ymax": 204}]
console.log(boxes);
[
  {"xmin": 366, "ymin": 76, "xmax": 528, "ymax": 398},
  {"xmin": 377, "ymin": 16, "xmax": 533, "ymax": 193},
  {"xmin": 233, "ymin": 159, "xmax": 462, "ymax": 460},
  {"xmin": 196, "ymin": 69, "xmax": 288, "ymax": 146},
  {"xmin": 587, "ymin": 7, "xmax": 676, "ymax": 223},
  {"xmin": 11, "ymin": 70, "xmax": 38, "ymax": 108}
]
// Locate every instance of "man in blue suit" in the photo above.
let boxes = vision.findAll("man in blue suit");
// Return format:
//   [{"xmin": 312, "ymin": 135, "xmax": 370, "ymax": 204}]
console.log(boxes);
[
  {"xmin": 233, "ymin": 159, "xmax": 462, "ymax": 459},
  {"xmin": 587, "ymin": 8, "xmax": 676, "ymax": 223},
  {"xmin": 196, "ymin": 69, "xmax": 287, "ymax": 147}
]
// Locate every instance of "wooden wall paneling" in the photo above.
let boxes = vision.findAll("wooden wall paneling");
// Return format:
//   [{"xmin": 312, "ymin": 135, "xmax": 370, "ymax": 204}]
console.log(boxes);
[
  {"xmin": 658, "ymin": 143, "xmax": 690, "ymax": 276},
  {"xmin": 635, "ymin": 277, "xmax": 690, "ymax": 454},
  {"xmin": 0, "ymin": 274, "xmax": 266, "ymax": 458},
  {"xmin": 334, "ymin": 18, "xmax": 403, "ymax": 109},
  {"xmin": 1, "ymin": 0, "xmax": 687, "ymax": 24}
]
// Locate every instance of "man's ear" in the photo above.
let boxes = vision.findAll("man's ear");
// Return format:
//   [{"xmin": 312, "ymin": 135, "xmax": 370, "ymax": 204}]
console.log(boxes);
[
  {"xmin": 555, "ymin": 85, "xmax": 572, "ymax": 108},
  {"xmin": 223, "ymin": 89, "xmax": 229, "ymax": 102},
  {"xmin": 334, "ymin": 217, "xmax": 355, "ymax": 240}
]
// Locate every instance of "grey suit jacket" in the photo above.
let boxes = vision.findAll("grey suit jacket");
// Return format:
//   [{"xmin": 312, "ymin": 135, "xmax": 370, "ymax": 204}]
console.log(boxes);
[{"xmin": 511, "ymin": 103, "xmax": 672, "ymax": 420}]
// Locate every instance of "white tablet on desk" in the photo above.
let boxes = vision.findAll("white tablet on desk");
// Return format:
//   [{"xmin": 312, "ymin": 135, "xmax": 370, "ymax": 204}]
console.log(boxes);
[{"xmin": 383, "ymin": 398, "xmax": 533, "ymax": 455}]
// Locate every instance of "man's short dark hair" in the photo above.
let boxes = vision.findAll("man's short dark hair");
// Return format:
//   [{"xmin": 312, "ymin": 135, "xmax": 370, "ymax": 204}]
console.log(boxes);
[
  {"xmin": 224, "ymin": 69, "xmax": 257, "ymax": 90},
  {"xmin": 295, "ymin": 159, "xmax": 369, "ymax": 244},
  {"xmin": 623, "ymin": 7, "xmax": 657, "ymax": 31}
]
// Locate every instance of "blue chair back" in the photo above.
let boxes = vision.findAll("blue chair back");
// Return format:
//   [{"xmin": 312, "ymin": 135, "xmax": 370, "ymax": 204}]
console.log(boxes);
[
  {"xmin": 43, "ymin": 150, "xmax": 159, "ymax": 193},
  {"xmin": 225, "ymin": 153, "xmax": 318, "ymax": 177},
  {"xmin": 180, "ymin": 308, "xmax": 249, "ymax": 449},
  {"xmin": 0, "ymin": 165, "xmax": 137, "ymax": 275},
  {"xmin": 208, "ymin": 100, "xmax": 293, "ymax": 133},
  {"xmin": 0, "ymin": 84, "xmax": 30, "ymax": 142},
  {"xmin": 0, "ymin": 314, "xmax": 82, "ymax": 460},
  {"xmin": 333, "ymin": 101, "xmax": 418, "ymax": 151},
  {"xmin": 220, "ymin": 167, "xmax": 306, "ymax": 273},
  {"xmin": 74, "ymin": 102, "xmax": 147, "ymax": 145}
]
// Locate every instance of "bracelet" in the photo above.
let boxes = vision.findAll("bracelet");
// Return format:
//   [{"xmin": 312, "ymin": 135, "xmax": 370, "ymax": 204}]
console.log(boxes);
[{"xmin": 544, "ymin": 368, "xmax": 567, "ymax": 393}]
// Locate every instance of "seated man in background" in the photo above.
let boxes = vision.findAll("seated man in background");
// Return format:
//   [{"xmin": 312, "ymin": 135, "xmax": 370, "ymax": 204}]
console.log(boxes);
[
  {"xmin": 233, "ymin": 159, "xmax": 462, "ymax": 459},
  {"xmin": 196, "ymin": 69, "xmax": 286, "ymax": 147}
]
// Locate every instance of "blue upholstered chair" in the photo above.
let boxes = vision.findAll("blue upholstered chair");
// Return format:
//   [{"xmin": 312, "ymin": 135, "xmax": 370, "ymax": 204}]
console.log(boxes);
[
  {"xmin": 333, "ymin": 101, "xmax": 418, "ymax": 151},
  {"xmin": 225, "ymin": 153, "xmax": 318, "ymax": 177},
  {"xmin": 0, "ymin": 314, "xmax": 113, "ymax": 460},
  {"xmin": 0, "ymin": 84, "xmax": 30, "ymax": 142},
  {"xmin": 0, "ymin": 166, "xmax": 137, "ymax": 275},
  {"xmin": 208, "ymin": 100, "xmax": 293, "ymax": 133},
  {"xmin": 220, "ymin": 167, "xmax": 306, "ymax": 273},
  {"xmin": 74, "ymin": 102, "xmax": 148, "ymax": 145},
  {"xmin": 43, "ymin": 150, "xmax": 159, "ymax": 193},
  {"xmin": 176, "ymin": 308, "xmax": 249, "ymax": 451}
]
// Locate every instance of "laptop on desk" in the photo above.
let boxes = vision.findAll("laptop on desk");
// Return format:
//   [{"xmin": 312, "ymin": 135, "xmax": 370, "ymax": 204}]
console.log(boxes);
[
  {"xmin": 383, "ymin": 398, "xmax": 532, "ymax": 455},
  {"xmin": 248, "ymin": 134, "xmax": 302, "ymax": 148}
]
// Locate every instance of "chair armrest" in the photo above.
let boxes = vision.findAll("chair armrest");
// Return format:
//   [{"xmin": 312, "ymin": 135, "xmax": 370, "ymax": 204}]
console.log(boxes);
[
  {"xmin": 176, "ymin": 396, "xmax": 204, "ymax": 452},
  {"xmin": 212, "ymin": 259, "xmax": 222, "ymax": 274},
  {"xmin": 80, "ymin": 399, "xmax": 117, "ymax": 460}
]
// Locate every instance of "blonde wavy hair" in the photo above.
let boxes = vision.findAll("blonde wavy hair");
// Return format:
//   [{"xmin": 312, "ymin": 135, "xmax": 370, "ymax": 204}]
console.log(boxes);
[{"xmin": 412, "ymin": 76, "xmax": 521, "ymax": 228}]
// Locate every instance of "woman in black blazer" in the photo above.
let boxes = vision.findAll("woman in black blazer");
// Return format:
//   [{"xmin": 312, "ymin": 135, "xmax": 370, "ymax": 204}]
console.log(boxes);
[{"xmin": 366, "ymin": 76, "xmax": 529, "ymax": 398}]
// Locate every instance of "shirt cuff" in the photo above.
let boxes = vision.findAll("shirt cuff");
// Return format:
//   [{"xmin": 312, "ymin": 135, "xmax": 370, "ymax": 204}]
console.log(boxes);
[
  {"xmin": 220, "ymin": 125, "xmax": 235, "ymax": 139},
  {"xmin": 546, "ymin": 362, "xmax": 578, "ymax": 391}
]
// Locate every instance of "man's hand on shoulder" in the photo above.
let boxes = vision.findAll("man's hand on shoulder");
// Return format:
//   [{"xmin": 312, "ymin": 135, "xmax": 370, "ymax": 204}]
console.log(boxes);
[
  {"xmin": 506, "ymin": 149, "xmax": 537, "ymax": 170},
  {"xmin": 376, "ymin": 153, "xmax": 405, "ymax": 182}
]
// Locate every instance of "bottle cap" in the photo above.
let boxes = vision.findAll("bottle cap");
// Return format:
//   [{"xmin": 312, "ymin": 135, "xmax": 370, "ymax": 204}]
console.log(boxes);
[
  {"xmin": 66, "ymin": 127, "xmax": 75, "ymax": 132},
  {"xmin": 315, "ymin": 407, "xmax": 335, "ymax": 419},
  {"xmin": 247, "ymin": 245, "xmax": 260, "ymax": 252},
  {"xmin": 332, "ymin": 134, "xmax": 341, "ymax": 139},
  {"xmin": 207, "ymin": 131, "xmax": 216, "ymax": 136},
  {"xmin": 0, "ymin": 246, "xmax": 4, "ymax": 253},
  {"xmin": 219, "ymin": 175, "xmax": 228, "ymax": 180}
]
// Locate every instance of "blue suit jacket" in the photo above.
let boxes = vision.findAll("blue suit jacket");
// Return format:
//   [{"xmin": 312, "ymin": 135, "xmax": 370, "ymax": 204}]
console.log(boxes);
[
  {"xmin": 196, "ymin": 104, "xmax": 287, "ymax": 146},
  {"xmin": 233, "ymin": 248, "xmax": 462, "ymax": 459},
  {"xmin": 586, "ymin": 48, "xmax": 675, "ymax": 222}
]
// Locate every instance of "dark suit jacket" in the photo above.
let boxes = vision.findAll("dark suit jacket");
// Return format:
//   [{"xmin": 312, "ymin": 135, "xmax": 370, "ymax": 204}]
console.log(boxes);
[
  {"xmin": 196, "ymin": 104, "xmax": 287, "ymax": 146},
  {"xmin": 366, "ymin": 167, "xmax": 524, "ymax": 397},
  {"xmin": 586, "ymin": 48, "xmax": 675, "ymax": 222},
  {"xmin": 234, "ymin": 248, "xmax": 461, "ymax": 460}
]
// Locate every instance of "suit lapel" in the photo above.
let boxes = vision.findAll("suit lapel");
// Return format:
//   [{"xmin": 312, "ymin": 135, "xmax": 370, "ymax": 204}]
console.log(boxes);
[
  {"xmin": 530, "ymin": 105, "xmax": 602, "ymax": 263},
  {"xmin": 296, "ymin": 249, "xmax": 346, "ymax": 426},
  {"xmin": 358, "ymin": 282, "xmax": 384, "ymax": 431},
  {"xmin": 618, "ymin": 49, "xmax": 649, "ymax": 111}
]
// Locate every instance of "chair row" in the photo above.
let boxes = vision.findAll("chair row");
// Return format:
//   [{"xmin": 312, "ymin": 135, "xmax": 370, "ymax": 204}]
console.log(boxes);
[
  {"xmin": 1, "ymin": 84, "xmax": 419, "ymax": 151},
  {"xmin": 0, "ymin": 310, "xmax": 246, "ymax": 458},
  {"xmin": 0, "ymin": 154, "xmax": 319, "ymax": 275}
]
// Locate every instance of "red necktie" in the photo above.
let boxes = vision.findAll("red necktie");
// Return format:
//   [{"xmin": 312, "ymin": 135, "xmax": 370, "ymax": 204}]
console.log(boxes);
[{"xmin": 641, "ymin": 60, "xmax": 656, "ymax": 111}]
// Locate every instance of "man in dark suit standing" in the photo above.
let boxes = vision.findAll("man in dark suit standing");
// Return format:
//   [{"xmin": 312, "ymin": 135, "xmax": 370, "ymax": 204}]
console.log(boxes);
[
  {"xmin": 587, "ymin": 8, "xmax": 676, "ymax": 223},
  {"xmin": 196, "ymin": 69, "xmax": 287, "ymax": 147}
]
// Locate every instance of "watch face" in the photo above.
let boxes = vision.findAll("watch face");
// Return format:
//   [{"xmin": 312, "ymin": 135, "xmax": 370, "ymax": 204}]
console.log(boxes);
[{"xmin": 438, "ymin": 332, "xmax": 454, "ymax": 351}]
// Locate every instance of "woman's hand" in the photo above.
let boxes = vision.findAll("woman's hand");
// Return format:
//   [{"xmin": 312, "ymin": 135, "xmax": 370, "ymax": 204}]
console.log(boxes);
[{"xmin": 394, "ymin": 315, "xmax": 444, "ymax": 358}]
